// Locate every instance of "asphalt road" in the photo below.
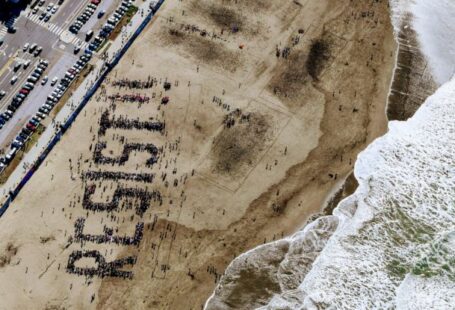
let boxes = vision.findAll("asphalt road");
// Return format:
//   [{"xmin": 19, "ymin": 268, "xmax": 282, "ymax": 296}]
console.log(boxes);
[{"xmin": 0, "ymin": 0, "xmax": 120, "ymax": 152}]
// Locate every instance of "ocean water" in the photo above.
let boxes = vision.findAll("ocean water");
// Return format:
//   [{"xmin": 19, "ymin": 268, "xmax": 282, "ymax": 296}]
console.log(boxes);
[
  {"xmin": 273, "ymin": 75, "xmax": 455, "ymax": 309},
  {"xmin": 205, "ymin": 0, "xmax": 455, "ymax": 309},
  {"xmin": 411, "ymin": 0, "xmax": 455, "ymax": 84}
]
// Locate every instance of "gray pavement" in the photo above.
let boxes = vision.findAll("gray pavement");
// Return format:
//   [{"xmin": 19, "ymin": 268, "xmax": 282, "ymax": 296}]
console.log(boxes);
[
  {"xmin": 0, "ymin": 0, "xmax": 160, "ymax": 202},
  {"xmin": 0, "ymin": 0, "xmax": 121, "ymax": 152}
]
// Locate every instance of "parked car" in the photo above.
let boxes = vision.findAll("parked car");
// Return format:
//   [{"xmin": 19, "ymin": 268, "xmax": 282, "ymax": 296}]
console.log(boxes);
[
  {"xmin": 86, "ymin": 30, "xmax": 94, "ymax": 41},
  {"xmin": 26, "ymin": 122, "xmax": 36, "ymax": 131},
  {"xmin": 39, "ymin": 107, "xmax": 49, "ymax": 114},
  {"xmin": 28, "ymin": 76, "xmax": 38, "ymax": 83},
  {"xmin": 36, "ymin": 112, "xmax": 47, "ymax": 119},
  {"xmin": 34, "ymin": 46, "xmax": 43, "ymax": 56},
  {"xmin": 29, "ymin": 43, "xmax": 37, "ymax": 52},
  {"xmin": 29, "ymin": 119, "xmax": 40, "ymax": 127},
  {"xmin": 13, "ymin": 62, "xmax": 21, "ymax": 71},
  {"xmin": 4, "ymin": 110, "xmax": 13, "ymax": 119}
]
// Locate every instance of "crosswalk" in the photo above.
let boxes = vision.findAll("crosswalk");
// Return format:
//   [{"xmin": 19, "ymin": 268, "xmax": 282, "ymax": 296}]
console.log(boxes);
[
  {"xmin": 0, "ymin": 25, "xmax": 7, "ymax": 38},
  {"xmin": 27, "ymin": 14, "xmax": 66, "ymax": 36},
  {"xmin": 26, "ymin": 14, "xmax": 88, "ymax": 48}
]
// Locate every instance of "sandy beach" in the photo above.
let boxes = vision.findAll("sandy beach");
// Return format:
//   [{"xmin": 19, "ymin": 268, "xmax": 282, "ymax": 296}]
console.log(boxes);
[{"xmin": 0, "ymin": 0, "xmax": 397, "ymax": 309}]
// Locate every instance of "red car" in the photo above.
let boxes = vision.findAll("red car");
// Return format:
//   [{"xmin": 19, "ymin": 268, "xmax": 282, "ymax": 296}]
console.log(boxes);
[
  {"xmin": 26, "ymin": 123, "xmax": 36, "ymax": 131},
  {"xmin": 19, "ymin": 89, "xmax": 29, "ymax": 95},
  {"xmin": 91, "ymin": 0, "xmax": 100, "ymax": 4}
]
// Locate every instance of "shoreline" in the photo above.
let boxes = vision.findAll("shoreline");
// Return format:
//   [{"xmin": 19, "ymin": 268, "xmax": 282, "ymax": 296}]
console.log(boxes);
[
  {"xmin": 204, "ymin": 1, "xmax": 400, "ymax": 308},
  {"xmin": 205, "ymin": 2, "xmax": 441, "ymax": 308}
]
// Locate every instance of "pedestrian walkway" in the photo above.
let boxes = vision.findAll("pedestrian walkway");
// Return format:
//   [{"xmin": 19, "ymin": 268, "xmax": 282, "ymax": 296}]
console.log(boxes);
[
  {"xmin": 0, "ymin": 25, "xmax": 7, "ymax": 38},
  {"xmin": 26, "ymin": 14, "xmax": 88, "ymax": 48},
  {"xmin": 27, "ymin": 14, "xmax": 66, "ymax": 36},
  {"xmin": 4, "ymin": 16, "xmax": 16, "ymax": 30}
]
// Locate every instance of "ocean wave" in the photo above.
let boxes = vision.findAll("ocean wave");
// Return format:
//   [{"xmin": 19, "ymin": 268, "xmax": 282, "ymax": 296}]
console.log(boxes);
[
  {"xmin": 205, "ymin": 1, "xmax": 455, "ymax": 309},
  {"xmin": 411, "ymin": 0, "xmax": 455, "ymax": 84},
  {"xmin": 291, "ymin": 75, "xmax": 455, "ymax": 309}
]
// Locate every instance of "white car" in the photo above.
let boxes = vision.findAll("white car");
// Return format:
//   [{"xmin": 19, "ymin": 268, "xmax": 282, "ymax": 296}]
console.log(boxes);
[
  {"xmin": 41, "ymin": 76, "xmax": 48, "ymax": 85},
  {"xmin": 36, "ymin": 112, "xmax": 46, "ymax": 119},
  {"xmin": 0, "ymin": 90, "xmax": 5, "ymax": 99},
  {"xmin": 23, "ymin": 59, "xmax": 31, "ymax": 68},
  {"xmin": 47, "ymin": 3, "xmax": 54, "ymax": 11},
  {"xmin": 51, "ymin": 5, "xmax": 59, "ymax": 14},
  {"xmin": 23, "ymin": 43, "xmax": 29, "ymax": 51},
  {"xmin": 51, "ymin": 77, "xmax": 58, "ymax": 86}
]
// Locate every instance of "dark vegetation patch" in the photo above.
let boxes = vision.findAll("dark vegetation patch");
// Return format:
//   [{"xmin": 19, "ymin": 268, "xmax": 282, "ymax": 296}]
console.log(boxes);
[
  {"xmin": 211, "ymin": 111, "xmax": 270, "ymax": 176},
  {"xmin": 191, "ymin": 1, "xmax": 244, "ymax": 33},
  {"xmin": 0, "ymin": 242, "xmax": 18, "ymax": 268},
  {"xmin": 269, "ymin": 50, "xmax": 310, "ymax": 99},
  {"xmin": 269, "ymin": 34, "xmax": 332, "ymax": 102},
  {"xmin": 219, "ymin": 0, "xmax": 272, "ymax": 12},
  {"xmin": 306, "ymin": 39, "xmax": 330, "ymax": 80},
  {"xmin": 161, "ymin": 26, "xmax": 242, "ymax": 72},
  {"xmin": 208, "ymin": 5, "xmax": 243, "ymax": 31}
]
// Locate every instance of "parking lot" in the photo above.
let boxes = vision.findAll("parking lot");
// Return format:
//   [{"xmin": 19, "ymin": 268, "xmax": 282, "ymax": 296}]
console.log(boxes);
[{"xmin": 0, "ymin": 0, "xmax": 134, "ymax": 170}]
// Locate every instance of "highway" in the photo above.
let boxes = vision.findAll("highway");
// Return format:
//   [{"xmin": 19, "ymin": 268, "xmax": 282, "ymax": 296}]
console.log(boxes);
[{"xmin": 0, "ymin": 0, "xmax": 122, "ymax": 153}]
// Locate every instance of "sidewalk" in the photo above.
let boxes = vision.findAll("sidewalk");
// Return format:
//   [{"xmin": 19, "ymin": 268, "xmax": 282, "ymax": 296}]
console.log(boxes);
[{"xmin": 0, "ymin": 0, "xmax": 162, "ymax": 204}]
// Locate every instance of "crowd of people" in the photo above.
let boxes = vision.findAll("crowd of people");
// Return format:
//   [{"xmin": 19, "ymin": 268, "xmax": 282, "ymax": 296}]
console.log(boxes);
[
  {"xmin": 84, "ymin": 170, "xmax": 155, "ymax": 183},
  {"xmin": 222, "ymin": 109, "xmax": 252, "ymax": 129},
  {"xmin": 108, "ymin": 93, "xmax": 151, "ymax": 103},
  {"xmin": 82, "ymin": 184, "xmax": 162, "ymax": 216},
  {"xmin": 98, "ymin": 110, "xmax": 165, "ymax": 136},
  {"xmin": 74, "ymin": 218, "xmax": 144, "ymax": 246},
  {"xmin": 93, "ymin": 141, "xmax": 159, "ymax": 167},
  {"xmin": 64, "ymin": 72, "xmax": 179, "ymax": 281},
  {"xmin": 66, "ymin": 250, "xmax": 137, "ymax": 279},
  {"xmin": 111, "ymin": 77, "xmax": 155, "ymax": 89},
  {"xmin": 212, "ymin": 96, "xmax": 231, "ymax": 112}
]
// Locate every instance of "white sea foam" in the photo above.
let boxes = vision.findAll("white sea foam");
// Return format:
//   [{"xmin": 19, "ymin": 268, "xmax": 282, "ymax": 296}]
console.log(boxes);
[
  {"xmin": 290, "ymin": 76, "xmax": 455, "ymax": 308},
  {"xmin": 205, "ymin": 1, "xmax": 455, "ymax": 308},
  {"xmin": 411, "ymin": 0, "xmax": 455, "ymax": 84}
]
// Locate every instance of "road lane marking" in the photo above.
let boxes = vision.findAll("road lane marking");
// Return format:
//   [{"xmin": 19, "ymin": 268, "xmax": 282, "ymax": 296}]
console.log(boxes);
[
  {"xmin": 0, "ymin": 25, "xmax": 7, "ymax": 37},
  {"xmin": 0, "ymin": 52, "xmax": 18, "ymax": 80}
]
